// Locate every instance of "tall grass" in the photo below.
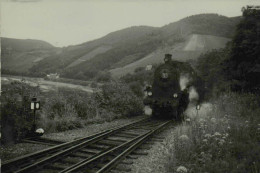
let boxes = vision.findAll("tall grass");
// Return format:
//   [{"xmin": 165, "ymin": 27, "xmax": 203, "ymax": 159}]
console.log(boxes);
[{"xmin": 167, "ymin": 93, "xmax": 260, "ymax": 173}]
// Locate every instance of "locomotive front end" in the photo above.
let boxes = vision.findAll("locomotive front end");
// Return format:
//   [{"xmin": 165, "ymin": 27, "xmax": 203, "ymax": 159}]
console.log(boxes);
[{"xmin": 143, "ymin": 54, "xmax": 187, "ymax": 119}]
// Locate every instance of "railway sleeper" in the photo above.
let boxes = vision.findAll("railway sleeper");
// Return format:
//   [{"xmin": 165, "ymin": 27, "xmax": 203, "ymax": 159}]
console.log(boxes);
[
  {"xmin": 150, "ymin": 138, "xmax": 164, "ymax": 142},
  {"xmin": 120, "ymin": 131, "xmax": 141, "ymax": 136},
  {"xmin": 120, "ymin": 159, "xmax": 134, "ymax": 165},
  {"xmin": 126, "ymin": 129, "xmax": 149, "ymax": 133},
  {"xmin": 49, "ymin": 162, "xmax": 69, "ymax": 170},
  {"xmin": 44, "ymin": 164, "xmax": 65, "ymax": 171},
  {"xmin": 97, "ymin": 139, "xmax": 122, "ymax": 146},
  {"xmin": 69, "ymin": 153, "xmax": 89, "ymax": 159},
  {"xmin": 80, "ymin": 147, "xmax": 102, "ymax": 154},
  {"xmin": 126, "ymin": 155, "xmax": 138, "ymax": 159},
  {"xmin": 37, "ymin": 168, "xmax": 60, "ymax": 173},
  {"xmin": 75, "ymin": 151, "xmax": 94, "ymax": 158},
  {"xmin": 113, "ymin": 133, "xmax": 137, "ymax": 139},
  {"xmin": 78, "ymin": 149, "xmax": 97, "ymax": 156},
  {"xmin": 57, "ymin": 157, "xmax": 79, "ymax": 164},
  {"xmin": 105, "ymin": 137, "xmax": 128, "ymax": 143},
  {"xmin": 65, "ymin": 156, "xmax": 83, "ymax": 162},
  {"xmin": 131, "ymin": 150, "xmax": 148, "ymax": 155},
  {"xmin": 138, "ymin": 144, "xmax": 152, "ymax": 150},
  {"xmin": 151, "ymin": 136, "xmax": 165, "ymax": 140},
  {"xmin": 87, "ymin": 144, "xmax": 111, "ymax": 150},
  {"xmin": 114, "ymin": 164, "xmax": 132, "ymax": 172}
]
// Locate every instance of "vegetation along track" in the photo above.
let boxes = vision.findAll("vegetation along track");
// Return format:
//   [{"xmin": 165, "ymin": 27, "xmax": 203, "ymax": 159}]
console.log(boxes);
[{"xmin": 2, "ymin": 118, "xmax": 173, "ymax": 173}]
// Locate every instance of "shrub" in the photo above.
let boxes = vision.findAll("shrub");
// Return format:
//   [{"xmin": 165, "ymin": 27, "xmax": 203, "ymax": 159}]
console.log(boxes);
[
  {"xmin": 94, "ymin": 81, "xmax": 143, "ymax": 117},
  {"xmin": 1, "ymin": 81, "xmax": 40, "ymax": 143}
]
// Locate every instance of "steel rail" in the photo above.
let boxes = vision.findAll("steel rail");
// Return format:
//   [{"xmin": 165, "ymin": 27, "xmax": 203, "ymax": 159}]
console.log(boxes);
[
  {"xmin": 2, "ymin": 117, "xmax": 149, "ymax": 173},
  {"xmin": 61, "ymin": 120, "xmax": 173, "ymax": 173},
  {"xmin": 97, "ymin": 120, "xmax": 173, "ymax": 173}
]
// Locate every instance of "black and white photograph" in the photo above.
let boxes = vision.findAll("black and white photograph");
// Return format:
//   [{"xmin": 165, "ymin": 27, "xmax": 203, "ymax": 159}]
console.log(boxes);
[{"xmin": 1, "ymin": 0, "xmax": 260, "ymax": 172}]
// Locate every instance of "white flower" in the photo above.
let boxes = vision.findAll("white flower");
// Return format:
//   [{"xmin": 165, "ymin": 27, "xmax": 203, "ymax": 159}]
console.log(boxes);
[
  {"xmin": 202, "ymin": 139, "xmax": 208, "ymax": 143},
  {"xmin": 186, "ymin": 118, "xmax": 191, "ymax": 122},
  {"xmin": 227, "ymin": 126, "xmax": 231, "ymax": 130},
  {"xmin": 205, "ymin": 134, "xmax": 211, "ymax": 138},
  {"xmin": 176, "ymin": 166, "xmax": 188, "ymax": 173},
  {"xmin": 245, "ymin": 120, "xmax": 249, "ymax": 123},
  {"xmin": 179, "ymin": 135, "xmax": 190, "ymax": 142},
  {"xmin": 214, "ymin": 132, "xmax": 221, "ymax": 136},
  {"xmin": 211, "ymin": 118, "xmax": 217, "ymax": 123}
]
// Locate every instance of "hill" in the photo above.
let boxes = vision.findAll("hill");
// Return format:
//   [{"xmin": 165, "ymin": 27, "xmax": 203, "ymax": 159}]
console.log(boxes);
[
  {"xmin": 1, "ymin": 37, "xmax": 60, "ymax": 74},
  {"xmin": 1, "ymin": 37, "xmax": 54, "ymax": 51},
  {"xmin": 2, "ymin": 14, "xmax": 241, "ymax": 79},
  {"xmin": 110, "ymin": 34, "xmax": 231, "ymax": 77}
]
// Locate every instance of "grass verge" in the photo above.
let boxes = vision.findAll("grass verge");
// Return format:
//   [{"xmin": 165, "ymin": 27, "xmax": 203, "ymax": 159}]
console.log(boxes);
[{"xmin": 167, "ymin": 93, "xmax": 260, "ymax": 173}]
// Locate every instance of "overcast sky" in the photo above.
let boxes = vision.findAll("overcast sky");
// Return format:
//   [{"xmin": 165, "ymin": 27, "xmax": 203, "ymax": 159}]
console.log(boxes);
[{"xmin": 1, "ymin": 0, "xmax": 259, "ymax": 47}]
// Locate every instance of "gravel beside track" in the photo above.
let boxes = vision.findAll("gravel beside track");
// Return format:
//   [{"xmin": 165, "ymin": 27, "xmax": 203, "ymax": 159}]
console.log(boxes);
[{"xmin": 0, "ymin": 116, "xmax": 147, "ymax": 162}]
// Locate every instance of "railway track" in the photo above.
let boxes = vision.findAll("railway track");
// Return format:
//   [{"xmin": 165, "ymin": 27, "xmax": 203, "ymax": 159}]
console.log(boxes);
[{"xmin": 2, "ymin": 118, "xmax": 173, "ymax": 173}]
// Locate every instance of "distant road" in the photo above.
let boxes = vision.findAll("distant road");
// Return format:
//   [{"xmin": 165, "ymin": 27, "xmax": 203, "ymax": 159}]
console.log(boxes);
[{"xmin": 1, "ymin": 76, "xmax": 94, "ymax": 93}]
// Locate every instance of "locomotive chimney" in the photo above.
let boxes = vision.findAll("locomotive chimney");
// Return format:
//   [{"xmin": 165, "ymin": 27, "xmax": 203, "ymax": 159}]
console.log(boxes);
[{"xmin": 164, "ymin": 54, "xmax": 172, "ymax": 63}]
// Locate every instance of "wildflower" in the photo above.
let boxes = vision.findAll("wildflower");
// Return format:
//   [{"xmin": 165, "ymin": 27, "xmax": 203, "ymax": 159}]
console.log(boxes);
[
  {"xmin": 186, "ymin": 118, "xmax": 191, "ymax": 122},
  {"xmin": 202, "ymin": 139, "xmax": 208, "ymax": 143},
  {"xmin": 179, "ymin": 135, "xmax": 190, "ymax": 142},
  {"xmin": 227, "ymin": 126, "xmax": 231, "ymax": 130},
  {"xmin": 199, "ymin": 118, "xmax": 205, "ymax": 123},
  {"xmin": 205, "ymin": 134, "xmax": 211, "ymax": 138},
  {"xmin": 218, "ymin": 139, "xmax": 225, "ymax": 145},
  {"xmin": 214, "ymin": 132, "xmax": 221, "ymax": 136},
  {"xmin": 245, "ymin": 120, "xmax": 249, "ymax": 123},
  {"xmin": 211, "ymin": 118, "xmax": 216, "ymax": 123},
  {"xmin": 176, "ymin": 166, "xmax": 188, "ymax": 173}
]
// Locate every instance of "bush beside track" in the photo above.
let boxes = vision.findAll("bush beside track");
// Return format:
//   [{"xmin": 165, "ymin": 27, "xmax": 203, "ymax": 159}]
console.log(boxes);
[{"xmin": 1, "ymin": 80, "xmax": 143, "ymax": 143}]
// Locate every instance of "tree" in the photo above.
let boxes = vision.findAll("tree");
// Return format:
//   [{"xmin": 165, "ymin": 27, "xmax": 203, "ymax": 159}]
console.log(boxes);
[{"xmin": 224, "ymin": 6, "xmax": 260, "ymax": 93}]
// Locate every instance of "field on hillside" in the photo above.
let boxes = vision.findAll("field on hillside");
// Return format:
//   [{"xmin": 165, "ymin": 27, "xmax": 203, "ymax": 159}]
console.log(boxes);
[
  {"xmin": 1, "ymin": 75, "xmax": 94, "ymax": 93},
  {"xmin": 110, "ymin": 34, "xmax": 230, "ymax": 78}
]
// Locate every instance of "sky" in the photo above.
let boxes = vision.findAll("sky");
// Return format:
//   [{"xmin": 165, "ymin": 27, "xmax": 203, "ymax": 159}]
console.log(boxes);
[{"xmin": 1, "ymin": 0, "xmax": 259, "ymax": 47}]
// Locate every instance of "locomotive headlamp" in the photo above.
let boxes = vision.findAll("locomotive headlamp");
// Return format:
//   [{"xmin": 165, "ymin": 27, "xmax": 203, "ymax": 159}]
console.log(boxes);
[
  {"xmin": 35, "ymin": 128, "xmax": 44, "ymax": 136},
  {"xmin": 148, "ymin": 91, "xmax": 153, "ymax": 96},
  {"xmin": 173, "ymin": 93, "xmax": 178, "ymax": 98}
]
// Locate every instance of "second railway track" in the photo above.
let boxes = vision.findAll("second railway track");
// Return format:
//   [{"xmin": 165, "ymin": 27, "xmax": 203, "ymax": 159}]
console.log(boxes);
[{"xmin": 2, "ymin": 117, "xmax": 173, "ymax": 173}]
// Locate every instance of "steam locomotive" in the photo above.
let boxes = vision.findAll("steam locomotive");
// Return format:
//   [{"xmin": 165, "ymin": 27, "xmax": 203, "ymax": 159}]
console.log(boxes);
[{"xmin": 143, "ymin": 54, "xmax": 203, "ymax": 120}]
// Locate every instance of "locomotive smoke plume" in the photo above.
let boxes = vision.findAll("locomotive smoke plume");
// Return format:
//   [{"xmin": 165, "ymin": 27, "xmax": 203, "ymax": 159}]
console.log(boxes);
[
  {"xmin": 179, "ymin": 73, "xmax": 199, "ymax": 102},
  {"xmin": 189, "ymin": 86, "xmax": 199, "ymax": 102},
  {"xmin": 179, "ymin": 73, "xmax": 190, "ymax": 91},
  {"xmin": 144, "ymin": 105, "xmax": 152, "ymax": 115}
]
